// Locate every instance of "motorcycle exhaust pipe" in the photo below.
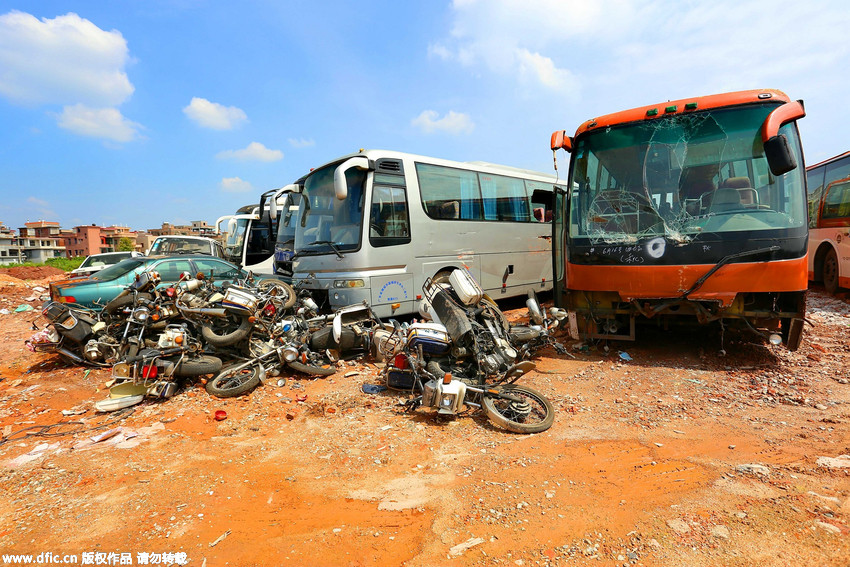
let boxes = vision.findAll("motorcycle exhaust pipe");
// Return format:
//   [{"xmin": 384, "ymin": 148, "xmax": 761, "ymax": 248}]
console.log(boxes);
[
  {"xmin": 176, "ymin": 306, "xmax": 228, "ymax": 317},
  {"xmin": 57, "ymin": 346, "xmax": 87, "ymax": 365}
]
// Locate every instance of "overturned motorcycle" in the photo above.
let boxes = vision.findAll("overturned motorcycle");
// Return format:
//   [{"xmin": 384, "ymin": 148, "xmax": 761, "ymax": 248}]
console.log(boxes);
[{"xmin": 382, "ymin": 268, "xmax": 555, "ymax": 433}]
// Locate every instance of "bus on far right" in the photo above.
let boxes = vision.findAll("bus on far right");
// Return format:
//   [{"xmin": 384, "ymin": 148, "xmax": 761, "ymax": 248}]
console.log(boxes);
[{"xmin": 807, "ymin": 150, "xmax": 850, "ymax": 294}]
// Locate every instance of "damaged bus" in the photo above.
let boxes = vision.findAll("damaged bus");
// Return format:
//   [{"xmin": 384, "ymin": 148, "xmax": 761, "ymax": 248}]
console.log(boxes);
[
  {"xmin": 288, "ymin": 150, "xmax": 559, "ymax": 318},
  {"xmin": 550, "ymin": 89, "xmax": 808, "ymax": 350}
]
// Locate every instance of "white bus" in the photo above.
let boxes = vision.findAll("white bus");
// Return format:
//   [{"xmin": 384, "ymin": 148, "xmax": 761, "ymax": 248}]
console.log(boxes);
[
  {"xmin": 288, "ymin": 150, "xmax": 560, "ymax": 317},
  {"xmin": 216, "ymin": 186, "xmax": 299, "ymax": 274},
  {"xmin": 807, "ymin": 150, "xmax": 850, "ymax": 293}
]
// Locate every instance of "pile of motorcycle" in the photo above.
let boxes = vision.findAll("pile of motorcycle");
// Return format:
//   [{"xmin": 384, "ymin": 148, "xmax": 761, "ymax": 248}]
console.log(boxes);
[
  {"xmin": 377, "ymin": 268, "xmax": 567, "ymax": 433},
  {"xmin": 26, "ymin": 270, "xmax": 382, "ymax": 410}
]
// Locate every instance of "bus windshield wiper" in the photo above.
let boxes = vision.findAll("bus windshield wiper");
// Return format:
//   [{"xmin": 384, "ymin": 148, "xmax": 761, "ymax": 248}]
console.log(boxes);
[
  {"xmin": 304, "ymin": 240, "xmax": 345, "ymax": 258},
  {"xmin": 681, "ymin": 245, "xmax": 780, "ymax": 299}
]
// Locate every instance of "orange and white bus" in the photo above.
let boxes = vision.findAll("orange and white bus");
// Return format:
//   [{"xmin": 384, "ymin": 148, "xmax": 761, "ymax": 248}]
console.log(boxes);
[
  {"xmin": 550, "ymin": 89, "xmax": 808, "ymax": 350},
  {"xmin": 806, "ymin": 151, "xmax": 850, "ymax": 294}
]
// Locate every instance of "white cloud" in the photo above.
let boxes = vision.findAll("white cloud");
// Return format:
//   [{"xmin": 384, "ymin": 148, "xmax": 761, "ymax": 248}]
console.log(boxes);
[
  {"xmin": 411, "ymin": 110, "xmax": 474, "ymax": 135},
  {"xmin": 288, "ymin": 138, "xmax": 315, "ymax": 148},
  {"xmin": 56, "ymin": 104, "xmax": 142, "ymax": 142},
  {"xmin": 432, "ymin": 0, "xmax": 850, "ymax": 103},
  {"xmin": 221, "ymin": 177, "xmax": 253, "ymax": 193},
  {"xmin": 183, "ymin": 97, "xmax": 247, "ymax": 130},
  {"xmin": 216, "ymin": 142, "xmax": 283, "ymax": 162},
  {"xmin": 0, "ymin": 10, "xmax": 134, "ymax": 107}
]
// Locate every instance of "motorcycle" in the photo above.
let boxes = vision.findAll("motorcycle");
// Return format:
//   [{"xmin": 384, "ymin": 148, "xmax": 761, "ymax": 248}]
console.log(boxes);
[
  {"xmin": 509, "ymin": 290, "xmax": 571, "ymax": 359},
  {"xmin": 382, "ymin": 268, "xmax": 555, "ymax": 433},
  {"xmin": 26, "ymin": 301, "xmax": 114, "ymax": 366}
]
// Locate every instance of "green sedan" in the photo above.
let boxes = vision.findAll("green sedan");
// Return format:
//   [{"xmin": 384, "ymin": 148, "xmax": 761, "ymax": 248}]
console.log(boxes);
[{"xmin": 49, "ymin": 254, "xmax": 248, "ymax": 309}]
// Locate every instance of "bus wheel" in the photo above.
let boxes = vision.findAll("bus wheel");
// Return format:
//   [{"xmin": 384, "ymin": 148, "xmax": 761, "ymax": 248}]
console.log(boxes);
[{"xmin": 823, "ymin": 248, "xmax": 839, "ymax": 294}]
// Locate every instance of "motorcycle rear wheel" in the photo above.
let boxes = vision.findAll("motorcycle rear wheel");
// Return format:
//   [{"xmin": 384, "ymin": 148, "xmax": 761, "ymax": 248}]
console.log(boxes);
[
  {"xmin": 482, "ymin": 384, "xmax": 554, "ymax": 433},
  {"xmin": 172, "ymin": 355, "xmax": 222, "ymax": 377},
  {"xmin": 205, "ymin": 363, "xmax": 261, "ymax": 397},
  {"xmin": 200, "ymin": 314, "xmax": 253, "ymax": 347}
]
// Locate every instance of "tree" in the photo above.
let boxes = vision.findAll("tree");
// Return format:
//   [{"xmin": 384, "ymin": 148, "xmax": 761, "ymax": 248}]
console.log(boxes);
[{"xmin": 117, "ymin": 237, "xmax": 136, "ymax": 252}]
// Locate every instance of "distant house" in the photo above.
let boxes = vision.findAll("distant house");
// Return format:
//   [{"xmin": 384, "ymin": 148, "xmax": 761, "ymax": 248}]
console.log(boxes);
[
  {"xmin": 18, "ymin": 221, "xmax": 65, "ymax": 263},
  {"xmin": 0, "ymin": 222, "xmax": 23, "ymax": 263}
]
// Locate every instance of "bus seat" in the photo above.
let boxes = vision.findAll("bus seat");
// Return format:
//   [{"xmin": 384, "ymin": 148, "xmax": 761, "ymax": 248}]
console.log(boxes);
[
  {"xmin": 720, "ymin": 177, "xmax": 758, "ymax": 206},
  {"xmin": 440, "ymin": 201, "xmax": 460, "ymax": 219},
  {"xmin": 533, "ymin": 207, "xmax": 545, "ymax": 222},
  {"xmin": 710, "ymin": 187, "xmax": 742, "ymax": 212}
]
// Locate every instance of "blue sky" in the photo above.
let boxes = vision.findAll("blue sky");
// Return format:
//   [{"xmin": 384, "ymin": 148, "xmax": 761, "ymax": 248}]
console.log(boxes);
[{"xmin": 1, "ymin": 0, "xmax": 849, "ymax": 232}]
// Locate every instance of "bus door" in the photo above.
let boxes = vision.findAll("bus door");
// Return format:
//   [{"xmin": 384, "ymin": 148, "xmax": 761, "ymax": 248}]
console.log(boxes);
[{"xmin": 552, "ymin": 184, "xmax": 569, "ymax": 308}]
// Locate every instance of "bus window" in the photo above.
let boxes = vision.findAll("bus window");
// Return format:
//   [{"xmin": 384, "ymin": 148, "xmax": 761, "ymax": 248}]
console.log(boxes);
[
  {"xmin": 480, "ymin": 173, "xmax": 531, "ymax": 222},
  {"xmin": 417, "ymin": 163, "xmax": 482, "ymax": 220},
  {"xmin": 822, "ymin": 180, "xmax": 850, "ymax": 220},
  {"xmin": 370, "ymin": 184, "xmax": 411, "ymax": 247}
]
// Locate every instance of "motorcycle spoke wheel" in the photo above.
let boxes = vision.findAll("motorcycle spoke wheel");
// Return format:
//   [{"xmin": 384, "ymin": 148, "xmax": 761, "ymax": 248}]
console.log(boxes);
[
  {"xmin": 205, "ymin": 364, "xmax": 261, "ymax": 398},
  {"xmin": 482, "ymin": 385, "xmax": 554, "ymax": 434}
]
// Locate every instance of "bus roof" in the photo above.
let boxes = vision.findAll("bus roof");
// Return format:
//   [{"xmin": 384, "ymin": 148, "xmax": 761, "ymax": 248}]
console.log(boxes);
[
  {"xmin": 806, "ymin": 150, "xmax": 850, "ymax": 171},
  {"xmin": 571, "ymin": 88, "xmax": 792, "ymax": 138},
  {"xmin": 296, "ymin": 149, "xmax": 557, "ymax": 183}
]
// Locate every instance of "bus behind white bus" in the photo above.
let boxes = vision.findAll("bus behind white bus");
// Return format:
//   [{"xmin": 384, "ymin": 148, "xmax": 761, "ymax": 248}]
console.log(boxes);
[{"xmin": 807, "ymin": 150, "xmax": 850, "ymax": 293}]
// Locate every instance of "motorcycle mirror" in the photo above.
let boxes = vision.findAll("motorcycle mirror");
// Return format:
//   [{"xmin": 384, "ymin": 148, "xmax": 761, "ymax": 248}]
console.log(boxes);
[
  {"xmin": 526, "ymin": 297, "xmax": 544, "ymax": 326},
  {"xmin": 549, "ymin": 307, "xmax": 567, "ymax": 321},
  {"xmin": 332, "ymin": 312, "xmax": 343, "ymax": 343}
]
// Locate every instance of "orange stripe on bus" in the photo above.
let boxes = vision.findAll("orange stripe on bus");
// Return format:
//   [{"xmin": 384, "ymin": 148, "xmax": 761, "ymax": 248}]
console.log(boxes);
[{"xmin": 566, "ymin": 256, "xmax": 807, "ymax": 301}]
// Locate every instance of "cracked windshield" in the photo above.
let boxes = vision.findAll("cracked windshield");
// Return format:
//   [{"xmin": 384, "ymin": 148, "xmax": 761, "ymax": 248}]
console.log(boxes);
[{"xmin": 570, "ymin": 104, "xmax": 806, "ymax": 245}]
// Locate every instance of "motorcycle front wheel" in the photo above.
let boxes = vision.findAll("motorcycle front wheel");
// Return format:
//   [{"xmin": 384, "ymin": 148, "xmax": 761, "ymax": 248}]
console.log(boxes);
[
  {"xmin": 287, "ymin": 360, "xmax": 336, "ymax": 377},
  {"xmin": 482, "ymin": 385, "xmax": 554, "ymax": 434},
  {"xmin": 205, "ymin": 363, "xmax": 261, "ymax": 397}
]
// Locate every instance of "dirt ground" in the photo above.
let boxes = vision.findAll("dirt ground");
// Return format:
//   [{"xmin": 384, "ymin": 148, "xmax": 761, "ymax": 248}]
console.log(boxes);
[{"xmin": 0, "ymin": 266, "xmax": 848, "ymax": 566}]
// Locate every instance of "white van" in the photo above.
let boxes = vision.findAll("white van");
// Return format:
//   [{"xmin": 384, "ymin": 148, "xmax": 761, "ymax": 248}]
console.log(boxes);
[{"xmin": 146, "ymin": 235, "xmax": 224, "ymax": 258}]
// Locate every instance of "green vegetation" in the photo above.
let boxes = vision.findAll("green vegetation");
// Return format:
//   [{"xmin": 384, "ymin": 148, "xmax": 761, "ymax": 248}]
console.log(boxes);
[
  {"xmin": 0, "ymin": 257, "xmax": 84, "ymax": 271},
  {"xmin": 117, "ymin": 237, "xmax": 135, "ymax": 252}
]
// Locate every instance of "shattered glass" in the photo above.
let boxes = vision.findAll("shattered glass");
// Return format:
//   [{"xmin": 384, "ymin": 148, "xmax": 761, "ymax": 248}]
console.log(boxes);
[{"xmin": 569, "ymin": 104, "xmax": 806, "ymax": 245}]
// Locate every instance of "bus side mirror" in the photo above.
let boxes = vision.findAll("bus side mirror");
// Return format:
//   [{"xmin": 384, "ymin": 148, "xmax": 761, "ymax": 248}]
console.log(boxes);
[
  {"xmin": 550, "ymin": 130, "xmax": 572, "ymax": 153},
  {"xmin": 761, "ymin": 99, "xmax": 805, "ymax": 176},
  {"xmin": 333, "ymin": 157, "xmax": 372, "ymax": 200},
  {"xmin": 764, "ymin": 134, "xmax": 797, "ymax": 176}
]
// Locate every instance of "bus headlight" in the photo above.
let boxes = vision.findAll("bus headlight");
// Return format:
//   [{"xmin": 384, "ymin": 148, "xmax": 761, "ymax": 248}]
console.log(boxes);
[{"xmin": 333, "ymin": 279, "xmax": 365, "ymax": 288}]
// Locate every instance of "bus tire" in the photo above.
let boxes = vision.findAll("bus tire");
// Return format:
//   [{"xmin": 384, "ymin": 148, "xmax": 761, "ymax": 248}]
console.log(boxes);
[{"xmin": 823, "ymin": 248, "xmax": 839, "ymax": 294}]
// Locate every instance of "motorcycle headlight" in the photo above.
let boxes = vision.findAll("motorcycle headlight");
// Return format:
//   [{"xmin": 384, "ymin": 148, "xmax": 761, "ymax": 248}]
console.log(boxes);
[
  {"xmin": 440, "ymin": 393, "xmax": 456, "ymax": 408},
  {"xmin": 282, "ymin": 346, "xmax": 299, "ymax": 362},
  {"xmin": 131, "ymin": 307, "xmax": 150, "ymax": 322}
]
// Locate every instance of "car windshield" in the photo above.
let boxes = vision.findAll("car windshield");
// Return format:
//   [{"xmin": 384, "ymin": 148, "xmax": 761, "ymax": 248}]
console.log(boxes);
[
  {"xmin": 79, "ymin": 252, "xmax": 129, "ymax": 268},
  {"xmin": 90, "ymin": 258, "xmax": 146, "ymax": 281},
  {"xmin": 294, "ymin": 162, "xmax": 366, "ymax": 255},
  {"xmin": 569, "ymin": 103, "xmax": 807, "ymax": 244},
  {"xmin": 150, "ymin": 238, "xmax": 211, "ymax": 255}
]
